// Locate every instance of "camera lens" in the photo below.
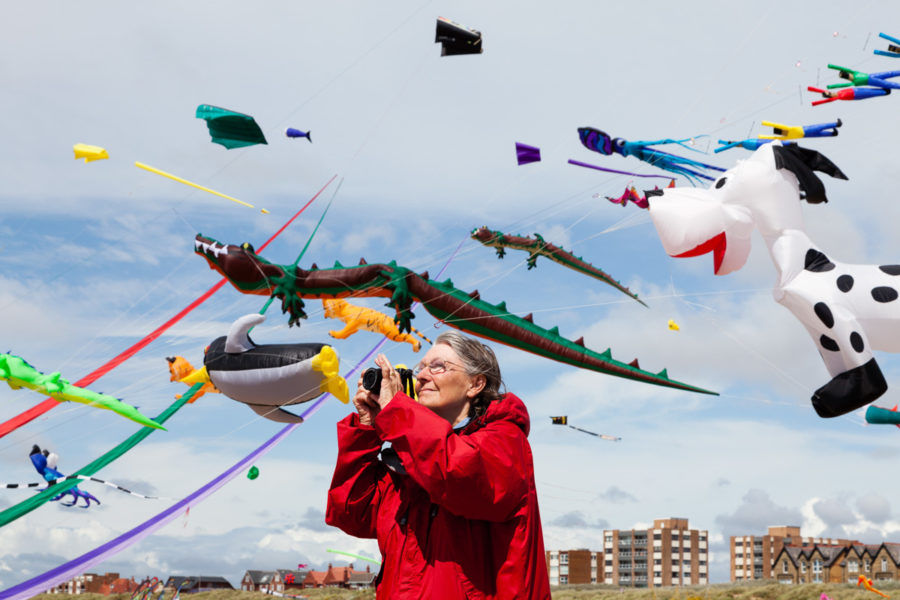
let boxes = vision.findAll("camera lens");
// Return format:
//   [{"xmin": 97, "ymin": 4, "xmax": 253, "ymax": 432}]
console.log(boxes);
[{"xmin": 362, "ymin": 367, "xmax": 383, "ymax": 393}]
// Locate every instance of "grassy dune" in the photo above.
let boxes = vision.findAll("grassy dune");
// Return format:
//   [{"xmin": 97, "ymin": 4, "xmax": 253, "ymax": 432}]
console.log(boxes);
[{"xmin": 29, "ymin": 581, "xmax": 900, "ymax": 600}]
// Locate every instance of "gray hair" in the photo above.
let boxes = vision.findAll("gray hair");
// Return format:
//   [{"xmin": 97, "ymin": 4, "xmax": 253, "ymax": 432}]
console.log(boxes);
[{"xmin": 435, "ymin": 331, "xmax": 505, "ymax": 418}]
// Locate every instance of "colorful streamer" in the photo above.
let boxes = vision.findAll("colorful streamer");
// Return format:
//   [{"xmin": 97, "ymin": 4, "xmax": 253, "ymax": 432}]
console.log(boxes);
[
  {"xmin": 0, "ymin": 237, "xmax": 465, "ymax": 598},
  {"xmin": 0, "ymin": 175, "xmax": 336, "ymax": 440},
  {"xmin": 0, "ymin": 384, "xmax": 201, "ymax": 529},
  {"xmin": 135, "ymin": 161, "xmax": 269, "ymax": 214}
]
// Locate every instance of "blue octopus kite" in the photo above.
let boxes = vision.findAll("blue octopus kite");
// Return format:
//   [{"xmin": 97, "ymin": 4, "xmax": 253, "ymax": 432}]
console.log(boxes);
[
  {"xmin": 577, "ymin": 127, "xmax": 725, "ymax": 185},
  {"xmin": 30, "ymin": 445, "xmax": 99, "ymax": 508}
]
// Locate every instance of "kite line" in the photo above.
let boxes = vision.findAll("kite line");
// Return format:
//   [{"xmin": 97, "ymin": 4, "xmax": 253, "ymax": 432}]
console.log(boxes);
[
  {"xmin": 0, "ymin": 175, "xmax": 337, "ymax": 440},
  {"xmin": 0, "ymin": 236, "xmax": 465, "ymax": 599}
]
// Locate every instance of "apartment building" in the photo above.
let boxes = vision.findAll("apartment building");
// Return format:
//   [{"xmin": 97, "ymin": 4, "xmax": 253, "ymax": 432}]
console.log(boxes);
[
  {"xmin": 546, "ymin": 549, "xmax": 601, "ymax": 585},
  {"xmin": 603, "ymin": 517, "xmax": 708, "ymax": 588},
  {"xmin": 730, "ymin": 525, "xmax": 857, "ymax": 581}
]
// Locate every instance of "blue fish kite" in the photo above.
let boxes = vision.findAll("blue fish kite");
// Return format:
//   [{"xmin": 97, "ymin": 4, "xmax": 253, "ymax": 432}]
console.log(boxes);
[{"xmin": 285, "ymin": 128, "xmax": 312, "ymax": 142}]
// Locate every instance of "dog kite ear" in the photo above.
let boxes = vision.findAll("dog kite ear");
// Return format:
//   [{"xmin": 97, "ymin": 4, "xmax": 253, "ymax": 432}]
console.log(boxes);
[{"xmin": 772, "ymin": 144, "xmax": 848, "ymax": 204}]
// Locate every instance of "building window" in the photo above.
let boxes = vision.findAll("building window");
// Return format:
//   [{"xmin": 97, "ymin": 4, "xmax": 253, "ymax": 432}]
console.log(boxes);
[
  {"xmin": 560, "ymin": 575, "xmax": 568, "ymax": 585},
  {"xmin": 782, "ymin": 561, "xmax": 788, "ymax": 574},
  {"xmin": 813, "ymin": 560, "xmax": 822, "ymax": 583},
  {"xmin": 605, "ymin": 535, "xmax": 613, "ymax": 542},
  {"xmin": 605, "ymin": 559, "xmax": 612, "ymax": 566},
  {"xmin": 653, "ymin": 534, "xmax": 661, "ymax": 540},
  {"xmin": 800, "ymin": 562, "xmax": 806, "ymax": 573},
  {"xmin": 849, "ymin": 560, "xmax": 859, "ymax": 573},
  {"xmin": 560, "ymin": 553, "xmax": 568, "ymax": 565},
  {"xmin": 866, "ymin": 560, "xmax": 871, "ymax": 572},
  {"xmin": 882, "ymin": 558, "xmax": 888, "ymax": 572}
]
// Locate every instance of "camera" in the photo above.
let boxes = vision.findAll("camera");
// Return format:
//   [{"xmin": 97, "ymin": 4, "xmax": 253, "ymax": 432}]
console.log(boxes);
[{"xmin": 362, "ymin": 367, "xmax": 414, "ymax": 394}]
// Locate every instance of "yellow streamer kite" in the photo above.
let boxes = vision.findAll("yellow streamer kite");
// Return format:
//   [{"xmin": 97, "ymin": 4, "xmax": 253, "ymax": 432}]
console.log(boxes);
[{"xmin": 134, "ymin": 162, "xmax": 269, "ymax": 214}]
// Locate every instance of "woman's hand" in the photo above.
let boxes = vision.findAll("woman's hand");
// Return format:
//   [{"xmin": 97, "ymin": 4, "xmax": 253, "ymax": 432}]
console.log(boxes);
[
  {"xmin": 352, "ymin": 354, "xmax": 403, "ymax": 426},
  {"xmin": 374, "ymin": 353, "xmax": 403, "ymax": 409},
  {"xmin": 352, "ymin": 374, "xmax": 381, "ymax": 427}
]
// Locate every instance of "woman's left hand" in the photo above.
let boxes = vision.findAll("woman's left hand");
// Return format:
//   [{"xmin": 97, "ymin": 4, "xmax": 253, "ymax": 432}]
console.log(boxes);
[{"xmin": 374, "ymin": 353, "xmax": 402, "ymax": 410}]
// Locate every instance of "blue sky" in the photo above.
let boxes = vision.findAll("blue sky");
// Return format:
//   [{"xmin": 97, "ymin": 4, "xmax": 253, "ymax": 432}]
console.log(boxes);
[{"xmin": 3, "ymin": 0, "xmax": 900, "ymax": 588}]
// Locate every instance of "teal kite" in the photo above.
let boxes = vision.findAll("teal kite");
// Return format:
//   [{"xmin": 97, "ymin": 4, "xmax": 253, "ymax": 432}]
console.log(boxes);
[{"xmin": 195, "ymin": 105, "xmax": 268, "ymax": 150}]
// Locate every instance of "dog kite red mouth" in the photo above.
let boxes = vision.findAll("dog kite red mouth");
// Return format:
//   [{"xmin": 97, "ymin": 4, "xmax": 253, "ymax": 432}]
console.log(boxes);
[{"xmin": 674, "ymin": 232, "xmax": 727, "ymax": 274}]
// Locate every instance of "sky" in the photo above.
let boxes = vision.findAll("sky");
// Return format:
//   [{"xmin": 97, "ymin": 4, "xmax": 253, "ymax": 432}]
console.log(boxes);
[{"xmin": 2, "ymin": 0, "xmax": 900, "ymax": 589}]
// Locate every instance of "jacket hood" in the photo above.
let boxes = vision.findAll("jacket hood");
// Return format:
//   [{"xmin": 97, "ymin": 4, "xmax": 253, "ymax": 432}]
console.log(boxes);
[{"xmin": 466, "ymin": 392, "xmax": 530, "ymax": 437}]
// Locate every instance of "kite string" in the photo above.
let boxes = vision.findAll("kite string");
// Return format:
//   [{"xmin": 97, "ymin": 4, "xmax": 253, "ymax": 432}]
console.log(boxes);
[
  {"xmin": 214, "ymin": 234, "xmax": 466, "ymax": 434},
  {"xmin": 0, "ymin": 175, "xmax": 336, "ymax": 443}
]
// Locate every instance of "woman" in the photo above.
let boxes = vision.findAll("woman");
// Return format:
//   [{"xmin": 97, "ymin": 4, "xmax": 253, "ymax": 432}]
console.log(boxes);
[{"xmin": 326, "ymin": 331, "xmax": 551, "ymax": 599}]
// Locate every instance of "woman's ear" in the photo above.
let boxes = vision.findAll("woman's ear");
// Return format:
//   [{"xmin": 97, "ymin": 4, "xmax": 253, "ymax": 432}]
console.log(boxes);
[{"xmin": 466, "ymin": 374, "xmax": 487, "ymax": 398}]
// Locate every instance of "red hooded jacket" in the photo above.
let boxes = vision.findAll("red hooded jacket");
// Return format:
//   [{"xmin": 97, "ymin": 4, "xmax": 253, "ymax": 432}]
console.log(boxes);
[{"xmin": 326, "ymin": 392, "xmax": 551, "ymax": 599}]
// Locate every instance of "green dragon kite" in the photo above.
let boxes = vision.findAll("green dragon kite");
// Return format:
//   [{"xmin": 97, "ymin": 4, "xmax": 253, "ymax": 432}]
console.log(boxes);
[
  {"xmin": 194, "ymin": 234, "xmax": 716, "ymax": 396},
  {"xmin": 470, "ymin": 226, "xmax": 647, "ymax": 307},
  {"xmin": 0, "ymin": 353, "xmax": 164, "ymax": 430}
]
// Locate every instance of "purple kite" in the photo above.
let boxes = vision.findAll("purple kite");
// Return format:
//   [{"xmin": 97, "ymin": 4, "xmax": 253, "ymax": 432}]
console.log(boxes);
[{"xmin": 515, "ymin": 142, "xmax": 541, "ymax": 165}]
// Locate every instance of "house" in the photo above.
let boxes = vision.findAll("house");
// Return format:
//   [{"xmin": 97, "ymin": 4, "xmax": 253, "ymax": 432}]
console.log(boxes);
[
  {"xmin": 240, "ymin": 570, "xmax": 279, "ymax": 592},
  {"xmin": 47, "ymin": 573, "xmax": 133, "ymax": 595},
  {"xmin": 731, "ymin": 525, "xmax": 857, "ymax": 581},
  {"xmin": 773, "ymin": 543, "xmax": 900, "ymax": 584},
  {"xmin": 99, "ymin": 576, "xmax": 140, "ymax": 595},
  {"xmin": 163, "ymin": 575, "xmax": 234, "ymax": 593},
  {"xmin": 302, "ymin": 569, "xmax": 327, "ymax": 588},
  {"xmin": 275, "ymin": 569, "xmax": 310, "ymax": 590},
  {"xmin": 346, "ymin": 568, "xmax": 376, "ymax": 590},
  {"xmin": 324, "ymin": 564, "xmax": 354, "ymax": 587}
]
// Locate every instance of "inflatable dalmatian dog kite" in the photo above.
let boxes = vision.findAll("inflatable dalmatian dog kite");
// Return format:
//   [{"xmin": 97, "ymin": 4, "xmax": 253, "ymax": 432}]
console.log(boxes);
[{"xmin": 646, "ymin": 142, "xmax": 898, "ymax": 418}]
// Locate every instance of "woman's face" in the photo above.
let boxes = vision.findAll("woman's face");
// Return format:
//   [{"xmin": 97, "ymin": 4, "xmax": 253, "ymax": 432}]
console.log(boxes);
[{"xmin": 414, "ymin": 343, "xmax": 485, "ymax": 425}]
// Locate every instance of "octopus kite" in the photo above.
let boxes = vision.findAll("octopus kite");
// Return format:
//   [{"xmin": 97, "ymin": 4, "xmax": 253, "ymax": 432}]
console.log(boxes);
[
  {"xmin": 577, "ymin": 127, "xmax": 725, "ymax": 184},
  {"xmin": 193, "ymin": 234, "xmax": 716, "ymax": 395},
  {"xmin": 470, "ymin": 227, "xmax": 646, "ymax": 306},
  {"xmin": 322, "ymin": 298, "xmax": 432, "ymax": 352},
  {"xmin": 0, "ymin": 353, "xmax": 163, "ymax": 430}
]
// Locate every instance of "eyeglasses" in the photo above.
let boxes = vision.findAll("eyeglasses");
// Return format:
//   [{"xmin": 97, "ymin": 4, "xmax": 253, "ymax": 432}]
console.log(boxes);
[{"xmin": 413, "ymin": 359, "xmax": 462, "ymax": 377}]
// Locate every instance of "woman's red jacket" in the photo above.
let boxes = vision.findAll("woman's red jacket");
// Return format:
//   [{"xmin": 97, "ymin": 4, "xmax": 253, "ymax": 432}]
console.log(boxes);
[{"xmin": 326, "ymin": 392, "xmax": 551, "ymax": 599}]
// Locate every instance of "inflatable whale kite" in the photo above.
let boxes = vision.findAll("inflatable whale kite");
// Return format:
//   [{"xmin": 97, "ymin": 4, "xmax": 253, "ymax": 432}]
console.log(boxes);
[{"xmin": 181, "ymin": 313, "xmax": 349, "ymax": 423}]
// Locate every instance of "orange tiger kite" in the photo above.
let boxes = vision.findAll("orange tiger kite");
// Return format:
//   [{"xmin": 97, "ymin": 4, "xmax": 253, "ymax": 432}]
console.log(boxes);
[{"xmin": 322, "ymin": 299, "xmax": 432, "ymax": 352}]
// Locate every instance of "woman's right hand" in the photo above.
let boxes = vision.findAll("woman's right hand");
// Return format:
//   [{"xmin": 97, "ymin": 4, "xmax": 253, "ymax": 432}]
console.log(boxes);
[{"xmin": 352, "ymin": 374, "xmax": 382, "ymax": 427}]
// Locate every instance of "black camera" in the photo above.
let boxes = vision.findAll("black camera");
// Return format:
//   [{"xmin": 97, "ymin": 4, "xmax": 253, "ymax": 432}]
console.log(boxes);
[{"xmin": 362, "ymin": 367, "xmax": 414, "ymax": 394}]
